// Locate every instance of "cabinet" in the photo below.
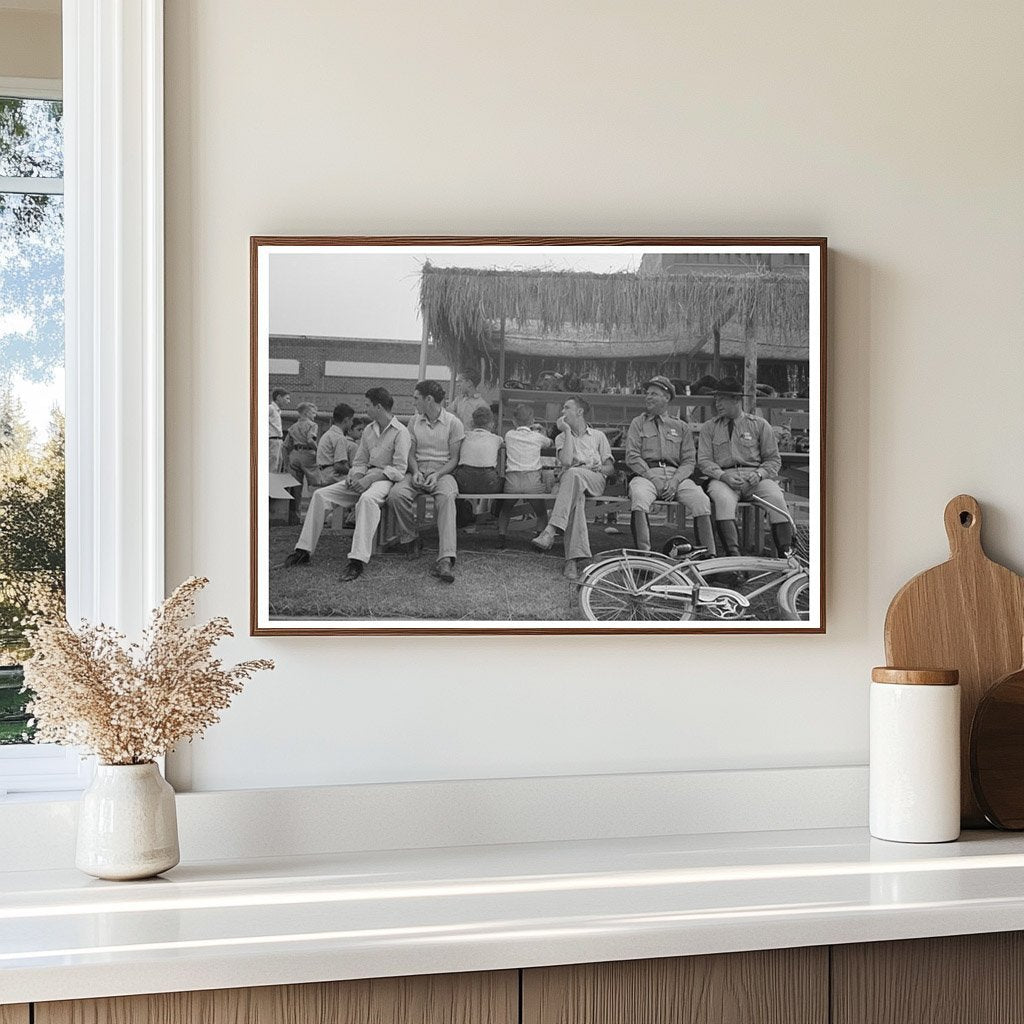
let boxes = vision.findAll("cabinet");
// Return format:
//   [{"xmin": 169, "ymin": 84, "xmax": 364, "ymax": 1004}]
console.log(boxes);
[
  {"xmin": 16, "ymin": 933, "xmax": 1024, "ymax": 1024},
  {"xmin": 34, "ymin": 972, "xmax": 517, "ymax": 1024},
  {"xmin": 831, "ymin": 932, "xmax": 1024, "ymax": 1024},
  {"xmin": 522, "ymin": 948, "xmax": 827, "ymax": 1024}
]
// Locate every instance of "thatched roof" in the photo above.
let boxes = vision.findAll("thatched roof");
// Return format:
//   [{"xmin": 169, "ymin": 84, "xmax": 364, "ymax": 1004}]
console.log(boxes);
[{"xmin": 419, "ymin": 263, "xmax": 809, "ymax": 375}]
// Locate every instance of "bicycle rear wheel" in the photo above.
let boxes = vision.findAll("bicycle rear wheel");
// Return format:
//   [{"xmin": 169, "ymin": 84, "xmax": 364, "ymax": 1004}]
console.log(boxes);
[{"xmin": 578, "ymin": 554, "xmax": 695, "ymax": 622}]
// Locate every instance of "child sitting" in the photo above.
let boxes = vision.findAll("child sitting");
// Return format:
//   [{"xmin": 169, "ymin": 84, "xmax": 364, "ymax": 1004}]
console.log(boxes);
[
  {"xmin": 453, "ymin": 406, "xmax": 503, "ymax": 529},
  {"xmin": 498, "ymin": 402, "xmax": 551, "ymax": 543}
]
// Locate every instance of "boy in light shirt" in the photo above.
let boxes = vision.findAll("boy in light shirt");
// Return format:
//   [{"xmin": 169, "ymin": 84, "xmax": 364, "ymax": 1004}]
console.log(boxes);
[
  {"xmin": 453, "ymin": 405, "xmax": 503, "ymax": 529},
  {"xmin": 498, "ymin": 402, "xmax": 551, "ymax": 545}
]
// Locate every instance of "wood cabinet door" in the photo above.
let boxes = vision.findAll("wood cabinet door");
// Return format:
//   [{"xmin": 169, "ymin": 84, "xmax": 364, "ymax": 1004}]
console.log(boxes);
[
  {"xmin": 35, "ymin": 971, "xmax": 518, "ymax": 1024},
  {"xmin": 523, "ymin": 948, "xmax": 828, "ymax": 1024},
  {"xmin": 0, "ymin": 1007, "xmax": 30, "ymax": 1024},
  {"xmin": 832, "ymin": 932, "xmax": 1024, "ymax": 1024}
]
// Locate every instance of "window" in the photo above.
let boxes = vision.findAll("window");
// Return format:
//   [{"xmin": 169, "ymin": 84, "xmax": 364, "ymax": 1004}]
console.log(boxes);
[{"xmin": 0, "ymin": 80, "xmax": 84, "ymax": 796}]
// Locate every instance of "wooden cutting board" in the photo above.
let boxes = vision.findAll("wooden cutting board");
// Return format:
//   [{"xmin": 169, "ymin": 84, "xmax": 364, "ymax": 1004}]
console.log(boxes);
[{"xmin": 884, "ymin": 494, "xmax": 1024, "ymax": 827}]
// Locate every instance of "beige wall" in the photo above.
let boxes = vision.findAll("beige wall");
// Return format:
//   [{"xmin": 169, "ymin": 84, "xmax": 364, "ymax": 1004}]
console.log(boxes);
[
  {"xmin": 0, "ymin": 9, "xmax": 60, "ymax": 80},
  {"xmin": 164, "ymin": 1, "xmax": 1024, "ymax": 791}
]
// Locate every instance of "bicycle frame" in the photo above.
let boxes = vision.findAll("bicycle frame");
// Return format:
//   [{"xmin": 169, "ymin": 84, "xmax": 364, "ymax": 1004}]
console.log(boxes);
[{"xmin": 582, "ymin": 550, "xmax": 802, "ymax": 612}]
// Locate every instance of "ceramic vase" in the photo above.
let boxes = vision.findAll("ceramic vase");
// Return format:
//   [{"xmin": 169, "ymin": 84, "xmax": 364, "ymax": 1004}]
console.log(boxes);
[{"xmin": 76, "ymin": 762, "xmax": 180, "ymax": 880}]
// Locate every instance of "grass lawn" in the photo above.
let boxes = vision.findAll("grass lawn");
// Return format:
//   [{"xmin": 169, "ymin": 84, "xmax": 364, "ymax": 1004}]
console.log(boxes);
[{"xmin": 268, "ymin": 509, "xmax": 687, "ymax": 622}]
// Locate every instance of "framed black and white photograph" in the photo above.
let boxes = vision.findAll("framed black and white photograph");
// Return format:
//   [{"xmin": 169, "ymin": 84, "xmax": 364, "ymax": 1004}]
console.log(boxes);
[{"xmin": 251, "ymin": 237, "xmax": 826, "ymax": 635}]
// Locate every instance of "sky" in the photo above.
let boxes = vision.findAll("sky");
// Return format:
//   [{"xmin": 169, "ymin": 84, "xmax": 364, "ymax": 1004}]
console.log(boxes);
[{"xmin": 268, "ymin": 249, "xmax": 644, "ymax": 339}]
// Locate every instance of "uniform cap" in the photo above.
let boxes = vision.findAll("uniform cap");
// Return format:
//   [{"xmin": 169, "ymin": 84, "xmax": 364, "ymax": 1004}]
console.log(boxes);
[{"xmin": 642, "ymin": 375, "xmax": 676, "ymax": 400}]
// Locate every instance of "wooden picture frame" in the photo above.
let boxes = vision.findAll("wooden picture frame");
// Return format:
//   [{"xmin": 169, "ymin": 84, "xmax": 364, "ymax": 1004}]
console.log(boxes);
[{"xmin": 251, "ymin": 236, "xmax": 827, "ymax": 635}]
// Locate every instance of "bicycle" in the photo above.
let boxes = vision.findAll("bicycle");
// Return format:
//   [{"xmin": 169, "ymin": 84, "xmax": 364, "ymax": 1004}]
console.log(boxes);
[{"xmin": 577, "ymin": 494, "xmax": 811, "ymax": 623}]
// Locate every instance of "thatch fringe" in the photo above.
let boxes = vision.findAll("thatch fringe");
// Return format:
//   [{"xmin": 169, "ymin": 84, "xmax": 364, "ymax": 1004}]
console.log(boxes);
[{"xmin": 419, "ymin": 263, "xmax": 809, "ymax": 379}]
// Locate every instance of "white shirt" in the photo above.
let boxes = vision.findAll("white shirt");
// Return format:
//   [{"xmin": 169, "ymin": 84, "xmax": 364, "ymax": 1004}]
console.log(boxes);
[
  {"xmin": 555, "ymin": 426, "xmax": 612, "ymax": 471},
  {"xmin": 459, "ymin": 429, "xmax": 502, "ymax": 468},
  {"xmin": 269, "ymin": 402, "xmax": 282, "ymax": 439},
  {"xmin": 504, "ymin": 426, "xmax": 548, "ymax": 472}
]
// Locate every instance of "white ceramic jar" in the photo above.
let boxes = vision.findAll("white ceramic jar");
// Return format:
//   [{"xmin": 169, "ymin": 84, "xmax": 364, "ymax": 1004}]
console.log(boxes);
[
  {"xmin": 870, "ymin": 667, "xmax": 961, "ymax": 843},
  {"xmin": 76, "ymin": 762, "xmax": 180, "ymax": 880}
]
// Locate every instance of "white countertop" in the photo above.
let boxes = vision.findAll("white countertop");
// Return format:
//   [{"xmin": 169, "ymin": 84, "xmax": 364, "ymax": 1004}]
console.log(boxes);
[{"xmin": 4, "ymin": 826, "xmax": 1024, "ymax": 1005}]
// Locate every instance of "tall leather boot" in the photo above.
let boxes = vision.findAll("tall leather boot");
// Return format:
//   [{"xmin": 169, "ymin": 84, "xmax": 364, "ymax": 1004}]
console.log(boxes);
[
  {"xmin": 693, "ymin": 514, "xmax": 717, "ymax": 557},
  {"xmin": 772, "ymin": 522, "xmax": 796, "ymax": 557},
  {"xmin": 630, "ymin": 510, "xmax": 652, "ymax": 551},
  {"xmin": 718, "ymin": 519, "xmax": 741, "ymax": 556}
]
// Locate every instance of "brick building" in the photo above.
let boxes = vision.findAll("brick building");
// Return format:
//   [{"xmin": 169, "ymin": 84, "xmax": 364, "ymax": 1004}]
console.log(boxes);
[{"xmin": 269, "ymin": 335, "xmax": 453, "ymax": 420}]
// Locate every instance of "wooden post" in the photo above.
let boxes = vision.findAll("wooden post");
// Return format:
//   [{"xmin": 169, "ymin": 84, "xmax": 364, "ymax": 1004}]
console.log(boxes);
[
  {"xmin": 498, "ymin": 316, "xmax": 507, "ymax": 432},
  {"xmin": 742, "ymin": 316, "xmax": 758, "ymax": 414},
  {"xmin": 417, "ymin": 317, "xmax": 429, "ymax": 382},
  {"xmin": 712, "ymin": 324, "xmax": 722, "ymax": 379}
]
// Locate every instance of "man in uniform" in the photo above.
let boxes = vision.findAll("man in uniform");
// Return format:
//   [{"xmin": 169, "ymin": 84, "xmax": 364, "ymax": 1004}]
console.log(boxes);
[
  {"xmin": 386, "ymin": 379, "xmax": 464, "ymax": 583},
  {"xmin": 624, "ymin": 375, "xmax": 716, "ymax": 556},
  {"xmin": 531, "ymin": 396, "xmax": 615, "ymax": 580},
  {"xmin": 282, "ymin": 387, "xmax": 410, "ymax": 582},
  {"xmin": 697, "ymin": 377, "xmax": 795, "ymax": 557}
]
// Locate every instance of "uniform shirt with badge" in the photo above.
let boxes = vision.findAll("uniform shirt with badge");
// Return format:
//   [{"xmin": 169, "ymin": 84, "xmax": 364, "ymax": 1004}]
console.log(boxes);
[
  {"xmin": 624, "ymin": 412, "xmax": 696, "ymax": 477},
  {"xmin": 697, "ymin": 412, "xmax": 782, "ymax": 480}
]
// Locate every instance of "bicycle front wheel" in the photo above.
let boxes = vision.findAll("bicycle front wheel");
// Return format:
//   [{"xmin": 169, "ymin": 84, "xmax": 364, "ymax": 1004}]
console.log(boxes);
[
  {"xmin": 578, "ymin": 554, "xmax": 696, "ymax": 622},
  {"xmin": 777, "ymin": 572, "xmax": 811, "ymax": 621}
]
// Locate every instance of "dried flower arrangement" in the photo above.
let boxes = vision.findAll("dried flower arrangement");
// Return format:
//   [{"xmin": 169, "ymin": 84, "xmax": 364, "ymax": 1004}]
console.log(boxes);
[{"xmin": 22, "ymin": 577, "xmax": 273, "ymax": 765}]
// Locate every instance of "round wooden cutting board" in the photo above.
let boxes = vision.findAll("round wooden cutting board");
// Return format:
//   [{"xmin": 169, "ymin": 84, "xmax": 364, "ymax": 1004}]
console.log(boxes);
[{"xmin": 884, "ymin": 494, "xmax": 1024, "ymax": 827}]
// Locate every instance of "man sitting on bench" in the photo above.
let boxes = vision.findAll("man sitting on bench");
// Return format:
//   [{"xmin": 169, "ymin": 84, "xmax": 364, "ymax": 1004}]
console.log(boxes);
[
  {"xmin": 697, "ymin": 376, "xmax": 794, "ymax": 557},
  {"xmin": 624, "ymin": 375, "xmax": 716, "ymax": 556},
  {"xmin": 282, "ymin": 387, "xmax": 410, "ymax": 582},
  {"xmin": 531, "ymin": 396, "xmax": 615, "ymax": 581}
]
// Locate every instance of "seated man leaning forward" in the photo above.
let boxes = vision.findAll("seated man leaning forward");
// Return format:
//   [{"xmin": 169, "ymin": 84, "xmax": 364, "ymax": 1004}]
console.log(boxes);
[
  {"xmin": 314, "ymin": 402, "xmax": 356, "ymax": 487},
  {"xmin": 531, "ymin": 396, "xmax": 615, "ymax": 581},
  {"xmin": 386, "ymin": 379, "xmax": 465, "ymax": 584},
  {"xmin": 625, "ymin": 375, "xmax": 716, "ymax": 556},
  {"xmin": 282, "ymin": 386, "xmax": 411, "ymax": 582},
  {"xmin": 697, "ymin": 376, "xmax": 794, "ymax": 557}
]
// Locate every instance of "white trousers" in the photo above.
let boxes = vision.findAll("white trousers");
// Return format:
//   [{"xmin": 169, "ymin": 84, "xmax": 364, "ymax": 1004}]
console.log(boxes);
[{"xmin": 295, "ymin": 479, "xmax": 393, "ymax": 564}]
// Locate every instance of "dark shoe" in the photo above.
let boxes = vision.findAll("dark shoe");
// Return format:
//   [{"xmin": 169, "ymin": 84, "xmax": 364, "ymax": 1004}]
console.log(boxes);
[
  {"xmin": 340, "ymin": 560, "xmax": 363, "ymax": 583},
  {"xmin": 283, "ymin": 549, "xmax": 310, "ymax": 567},
  {"xmin": 430, "ymin": 557, "xmax": 455, "ymax": 583}
]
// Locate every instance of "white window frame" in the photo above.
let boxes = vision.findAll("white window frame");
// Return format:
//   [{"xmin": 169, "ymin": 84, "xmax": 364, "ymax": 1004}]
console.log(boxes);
[{"xmin": 0, "ymin": 1, "xmax": 165, "ymax": 797}]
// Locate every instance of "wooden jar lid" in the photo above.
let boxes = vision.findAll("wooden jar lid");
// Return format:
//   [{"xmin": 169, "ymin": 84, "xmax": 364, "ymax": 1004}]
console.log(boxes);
[{"xmin": 871, "ymin": 667, "xmax": 960, "ymax": 686}]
